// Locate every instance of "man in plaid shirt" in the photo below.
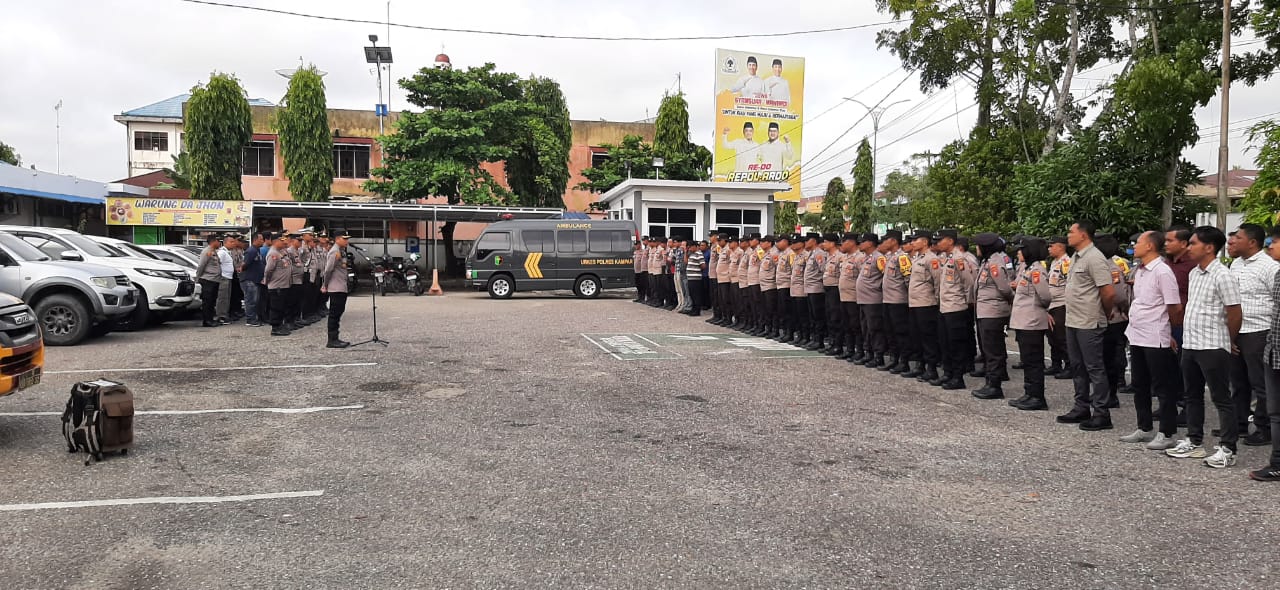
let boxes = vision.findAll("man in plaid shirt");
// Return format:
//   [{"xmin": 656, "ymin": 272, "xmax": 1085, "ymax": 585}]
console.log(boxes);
[
  {"xmin": 1226, "ymin": 224, "xmax": 1278, "ymax": 446},
  {"xmin": 1165, "ymin": 226, "xmax": 1243, "ymax": 468}
]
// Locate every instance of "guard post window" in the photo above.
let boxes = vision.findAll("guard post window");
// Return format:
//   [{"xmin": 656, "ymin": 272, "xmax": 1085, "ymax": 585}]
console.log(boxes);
[
  {"xmin": 242, "ymin": 141, "xmax": 275, "ymax": 177},
  {"xmin": 475, "ymin": 232, "xmax": 511, "ymax": 261},
  {"xmin": 134, "ymin": 131, "xmax": 168, "ymax": 151},
  {"xmin": 334, "ymin": 144, "xmax": 371, "ymax": 179}
]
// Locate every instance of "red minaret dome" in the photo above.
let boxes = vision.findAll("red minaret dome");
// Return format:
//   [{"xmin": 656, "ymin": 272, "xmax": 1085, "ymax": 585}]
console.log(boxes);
[{"xmin": 434, "ymin": 53, "xmax": 452, "ymax": 69}]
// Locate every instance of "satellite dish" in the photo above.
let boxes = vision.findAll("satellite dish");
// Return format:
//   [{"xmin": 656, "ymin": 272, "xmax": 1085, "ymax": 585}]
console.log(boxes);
[{"xmin": 276, "ymin": 56, "xmax": 327, "ymax": 79}]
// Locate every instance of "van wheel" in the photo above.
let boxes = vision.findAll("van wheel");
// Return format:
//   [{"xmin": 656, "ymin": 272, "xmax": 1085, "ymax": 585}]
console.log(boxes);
[
  {"xmin": 574, "ymin": 275, "xmax": 601, "ymax": 299},
  {"xmin": 487, "ymin": 275, "xmax": 514, "ymax": 299},
  {"xmin": 35, "ymin": 294, "xmax": 91, "ymax": 346}
]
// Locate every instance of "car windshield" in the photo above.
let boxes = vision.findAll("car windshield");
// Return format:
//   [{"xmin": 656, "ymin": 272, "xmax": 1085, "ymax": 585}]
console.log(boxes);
[
  {"xmin": 118, "ymin": 242, "xmax": 161, "ymax": 259},
  {"xmin": 0, "ymin": 232, "xmax": 52, "ymax": 261},
  {"xmin": 60, "ymin": 233, "xmax": 119, "ymax": 257}
]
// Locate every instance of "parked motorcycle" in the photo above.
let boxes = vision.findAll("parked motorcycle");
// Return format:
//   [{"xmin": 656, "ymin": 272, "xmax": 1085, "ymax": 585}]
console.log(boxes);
[
  {"xmin": 373, "ymin": 255, "xmax": 407, "ymax": 296},
  {"xmin": 404, "ymin": 253, "xmax": 424, "ymax": 296},
  {"xmin": 345, "ymin": 251, "xmax": 359, "ymax": 295}
]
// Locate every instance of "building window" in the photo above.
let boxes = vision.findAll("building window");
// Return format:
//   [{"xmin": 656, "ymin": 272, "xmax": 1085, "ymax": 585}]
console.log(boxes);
[
  {"xmin": 344, "ymin": 220, "xmax": 386, "ymax": 239},
  {"xmin": 178, "ymin": 132, "xmax": 186, "ymax": 153},
  {"xmin": 713, "ymin": 208, "xmax": 763, "ymax": 239},
  {"xmin": 590, "ymin": 149, "xmax": 609, "ymax": 169},
  {"xmin": 134, "ymin": 131, "xmax": 168, "ymax": 151},
  {"xmin": 242, "ymin": 141, "xmax": 275, "ymax": 177},
  {"xmin": 647, "ymin": 207, "xmax": 696, "ymax": 240},
  {"xmin": 334, "ymin": 144, "xmax": 371, "ymax": 179}
]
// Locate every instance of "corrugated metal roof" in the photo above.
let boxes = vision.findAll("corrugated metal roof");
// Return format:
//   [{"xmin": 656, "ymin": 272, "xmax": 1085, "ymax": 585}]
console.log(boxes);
[{"xmin": 120, "ymin": 94, "xmax": 274, "ymax": 119}]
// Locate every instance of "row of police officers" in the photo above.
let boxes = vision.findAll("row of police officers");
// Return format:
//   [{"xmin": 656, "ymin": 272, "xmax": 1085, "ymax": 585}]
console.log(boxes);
[
  {"xmin": 682, "ymin": 229, "xmax": 1105, "ymax": 409},
  {"xmin": 260, "ymin": 228, "xmax": 353, "ymax": 347}
]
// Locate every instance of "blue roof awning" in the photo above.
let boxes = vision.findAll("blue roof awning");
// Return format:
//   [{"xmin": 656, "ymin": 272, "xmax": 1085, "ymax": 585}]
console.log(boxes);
[{"xmin": 0, "ymin": 186, "xmax": 104, "ymax": 206}]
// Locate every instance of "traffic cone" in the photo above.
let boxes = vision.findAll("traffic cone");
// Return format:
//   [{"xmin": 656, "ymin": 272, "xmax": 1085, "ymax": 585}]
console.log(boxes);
[{"xmin": 427, "ymin": 269, "xmax": 444, "ymax": 296}]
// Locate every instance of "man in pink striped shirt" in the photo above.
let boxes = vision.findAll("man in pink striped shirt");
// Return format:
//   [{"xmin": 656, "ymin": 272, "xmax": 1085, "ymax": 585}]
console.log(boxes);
[{"xmin": 1122, "ymin": 231, "xmax": 1185, "ymax": 450}]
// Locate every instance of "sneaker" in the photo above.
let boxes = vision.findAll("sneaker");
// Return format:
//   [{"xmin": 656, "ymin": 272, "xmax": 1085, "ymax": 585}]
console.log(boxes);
[
  {"xmin": 1165, "ymin": 439, "xmax": 1206, "ymax": 459},
  {"xmin": 1203, "ymin": 446, "xmax": 1236, "ymax": 469},
  {"xmin": 1145, "ymin": 433, "xmax": 1177, "ymax": 451},
  {"xmin": 1119, "ymin": 429, "xmax": 1155, "ymax": 443},
  {"xmin": 1248, "ymin": 467, "xmax": 1280, "ymax": 481},
  {"xmin": 246, "ymin": 320, "xmax": 263, "ymax": 327}
]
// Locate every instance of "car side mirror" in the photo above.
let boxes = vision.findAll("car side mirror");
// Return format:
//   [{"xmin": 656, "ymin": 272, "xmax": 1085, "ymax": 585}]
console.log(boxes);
[{"xmin": 60, "ymin": 250, "xmax": 84, "ymax": 262}]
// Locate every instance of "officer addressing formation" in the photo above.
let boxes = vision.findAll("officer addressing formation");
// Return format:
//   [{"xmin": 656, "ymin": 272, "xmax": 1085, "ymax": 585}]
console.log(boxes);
[
  {"xmin": 632, "ymin": 220, "xmax": 1280, "ymax": 482},
  {"xmin": 256, "ymin": 227, "xmax": 352, "ymax": 347}
]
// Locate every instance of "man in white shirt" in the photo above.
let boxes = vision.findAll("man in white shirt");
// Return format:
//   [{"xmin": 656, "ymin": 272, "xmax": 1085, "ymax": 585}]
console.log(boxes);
[
  {"xmin": 757, "ymin": 122, "xmax": 794, "ymax": 173},
  {"xmin": 765, "ymin": 58, "xmax": 791, "ymax": 102},
  {"xmin": 721, "ymin": 122, "xmax": 760, "ymax": 173},
  {"xmin": 215, "ymin": 237, "xmax": 235, "ymax": 323},
  {"xmin": 730, "ymin": 56, "xmax": 766, "ymax": 98},
  {"xmin": 1228, "ymin": 223, "xmax": 1279, "ymax": 446}
]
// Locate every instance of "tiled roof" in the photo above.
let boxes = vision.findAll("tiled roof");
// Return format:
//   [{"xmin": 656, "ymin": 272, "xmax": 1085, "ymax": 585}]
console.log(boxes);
[{"xmin": 120, "ymin": 94, "xmax": 274, "ymax": 119}]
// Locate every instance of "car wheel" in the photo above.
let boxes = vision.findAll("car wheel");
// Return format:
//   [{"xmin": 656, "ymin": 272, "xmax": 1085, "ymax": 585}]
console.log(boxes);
[
  {"xmin": 35, "ymin": 294, "xmax": 91, "ymax": 346},
  {"xmin": 574, "ymin": 275, "xmax": 601, "ymax": 299},
  {"xmin": 487, "ymin": 275, "xmax": 514, "ymax": 299},
  {"xmin": 119, "ymin": 287, "xmax": 149, "ymax": 331}
]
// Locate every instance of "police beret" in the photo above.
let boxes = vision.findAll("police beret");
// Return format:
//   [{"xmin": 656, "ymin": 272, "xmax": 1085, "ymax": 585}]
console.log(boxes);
[
  {"xmin": 936, "ymin": 229, "xmax": 958, "ymax": 241},
  {"xmin": 748, "ymin": 232, "xmax": 762, "ymax": 240},
  {"xmin": 717, "ymin": 233, "xmax": 730, "ymax": 240},
  {"xmin": 727, "ymin": 235, "xmax": 740, "ymax": 242},
  {"xmin": 805, "ymin": 232, "xmax": 821, "ymax": 241},
  {"xmin": 910, "ymin": 229, "xmax": 934, "ymax": 241},
  {"xmin": 859, "ymin": 232, "xmax": 880, "ymax": 244},
  {"xmin": 821, "ymin": 233, "xmax": 839, "ymax": 243},
  {"xmin": 761, "ymin": 234, "xmax": 775, "ymax": 242},
  {"xmin": 974, "ymin": 232, "xmax": 1002, "ymax": 249},
  {"xmin": 841, "ymin": 233, "xmax": 858, "ymax": 242},
  {"xmin": 775, "ymin": 234, "xmax": 790, "ymax": 243},
  {"xmin": 883, "ymin": 229, "xmax": 903, "ymax": 242},
  {"xmin": 790, "ymin": 233, "xmax": 804, "ymax": 242},
  {"xmin": 1048, "ymin": 235, "xmax": 1068, "ymax": 245}
]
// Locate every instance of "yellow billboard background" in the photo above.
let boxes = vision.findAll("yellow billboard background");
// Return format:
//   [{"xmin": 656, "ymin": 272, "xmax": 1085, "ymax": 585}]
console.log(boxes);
[
  {"xmin": 106, "ymin": 197, "xmax": 253, "ymax": 227},
  {"xmin": 713, "ymin": 49, "xmax": 804, "ymax": 201}
]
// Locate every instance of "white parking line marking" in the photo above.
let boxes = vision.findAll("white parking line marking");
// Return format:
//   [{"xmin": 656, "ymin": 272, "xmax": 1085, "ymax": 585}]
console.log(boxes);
[
  {"xmin": 0, "ymin": 490, "xmax": 324, "ymax": 512},
  {"xmin": 0, "ymin": 405, "xmax": 365, "ymax": 417},
  {"xmin": 580, "ymin": 334, "xmax": 623, "ymax": 360},
  {"xmin": 47, "ymin": 362, "xmax": 377, "ymax": 375}
]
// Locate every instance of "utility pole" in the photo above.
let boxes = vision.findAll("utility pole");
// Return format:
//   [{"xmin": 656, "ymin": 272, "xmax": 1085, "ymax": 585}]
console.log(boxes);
[
  {"xmin": 846, "ymin": 98, "xmax": 910, "ymax": 231},
  {"xmin": 54, "ymin": 100, "xmax": 62, "ymax": 174},
  {"xmin": 1216, "ymin": 0, "xmax": 1232, "ymax": 230}
]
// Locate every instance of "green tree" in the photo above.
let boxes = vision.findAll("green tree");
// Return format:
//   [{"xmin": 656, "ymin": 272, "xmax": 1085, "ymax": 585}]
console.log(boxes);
[
  {"xmin": 817, "ymin": 177, "xmax": 849, "ymax": 234},
  {"xmin": 911, "ymin": 125, "xmax": 1034, "ymax": 235},
  {"xmin": 158, "ymin": 153, "xmax": 193, "ymax": 190},
  {"xmin": 275, "ymin": 65, "xmax": 333, "ymax": 202},
  {"xmin": 773, "ymin": 201, "xmax": 799, "ymax": 235},
  {"xmin": 879, "ymin": 165, "xmax": 926, "ymax": 230},
  {"xmin": 577, "ymin": 92, "xmax": 711, "ymax": 194},
  {"xmin": 1240, "ymin": 121, "xmax": 1280, "ymax": 225},
  {"xmin": 185, "ymin": 72, "xmax": 252, "ymax": 200},
  {"xmin": 576, "ymin": 135, "xmax": 655, "ymax": 193},
  {"xmin": 653, "ymin": 92, "xmax": 712, "ymax": 181},
  {"xmin": 847, "ymin": 138, "xmax": 875, "ymax": 232},
  {"xmin": 366, "ymin": 63, "xmax": 527, "ymax": 275},
  {"xmin": 0, "ymin": 141, "xmax": 19, "ymax": 166},
  {"xmin": 507, "ymin": 76, "xmax": 572, "ymax": 208}
]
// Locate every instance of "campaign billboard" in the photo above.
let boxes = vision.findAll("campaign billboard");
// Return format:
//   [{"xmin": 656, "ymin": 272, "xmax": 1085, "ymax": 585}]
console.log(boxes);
[
  {"xmin": 106, "ymin": 197, "xmax": 253, "ymax": 227},
  {"xmin": 713, "ymin": 49, "xmax": 804, "ymax": 201}
]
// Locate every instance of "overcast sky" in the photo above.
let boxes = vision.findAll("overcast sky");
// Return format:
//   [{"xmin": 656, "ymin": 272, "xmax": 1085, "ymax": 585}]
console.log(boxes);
[{"xmin": 3, "ymin": 0, "xmax": 1276, "ymax": 195}]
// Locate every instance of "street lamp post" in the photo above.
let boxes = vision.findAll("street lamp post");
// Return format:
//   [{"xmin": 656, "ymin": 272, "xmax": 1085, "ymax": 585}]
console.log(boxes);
[
  {"xmin": 846, "ymin": 98, "xmax": 910, "ymax": 232},
  {"xmin": 364, "ymin": 35, "xmax": 394, "ymax": 135}
]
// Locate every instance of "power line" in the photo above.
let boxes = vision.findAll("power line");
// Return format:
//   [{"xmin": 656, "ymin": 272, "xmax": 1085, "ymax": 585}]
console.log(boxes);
[
  {"xmin": 178, "ymin": 0, "xmax": 906, "ymax": 41},
  {"xmin": 1041, "ymin": 0, "xmax": 1218, "ymax": 9},
  {"xmin": 798, "ymin": 72, "xmax": 915, "ymax": 172}
]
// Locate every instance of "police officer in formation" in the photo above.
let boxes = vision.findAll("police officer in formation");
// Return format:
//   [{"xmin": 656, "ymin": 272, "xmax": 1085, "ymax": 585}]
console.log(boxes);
[{"xmin": 260, "ymin": 229, "xmax": 333, "ymax": 339}]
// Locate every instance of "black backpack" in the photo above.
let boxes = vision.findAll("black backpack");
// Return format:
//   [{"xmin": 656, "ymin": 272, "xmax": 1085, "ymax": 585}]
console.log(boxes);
[{"xmin": 61, "ymin": 379, "xmax": 134, "ymax": 465}]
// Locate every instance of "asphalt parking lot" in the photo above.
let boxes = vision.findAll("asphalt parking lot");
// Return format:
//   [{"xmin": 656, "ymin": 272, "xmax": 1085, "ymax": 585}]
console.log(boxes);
[{"xmin": 2, "ymin": 289, "xmax": 1279, "ymax": 589}]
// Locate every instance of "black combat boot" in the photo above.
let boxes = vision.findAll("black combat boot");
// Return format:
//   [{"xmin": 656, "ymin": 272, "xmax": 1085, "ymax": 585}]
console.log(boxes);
[{"xmin": 918, "ymin": 364, "xmax": 940, "ymax": 383}]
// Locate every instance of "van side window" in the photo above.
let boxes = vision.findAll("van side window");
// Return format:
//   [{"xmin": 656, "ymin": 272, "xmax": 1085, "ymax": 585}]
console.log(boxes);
[
  {"xmin": 475, "ymin": 232, "xmax": 511, "ymax": 260},
  {"xmin": 522, "ymin": 230, "xmax": 555, "ymax": 253},
  {"xmin": 557, "ymin": 230, "xmax": 587, "ymax": 253},
  {"xmin": 588, "ymin": 231, "xmax": 614, "ymax": 253}
]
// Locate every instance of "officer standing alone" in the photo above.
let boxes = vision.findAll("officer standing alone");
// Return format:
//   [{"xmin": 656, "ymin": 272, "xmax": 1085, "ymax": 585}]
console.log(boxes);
[{"xmin": 322, "ymin": 230, "xmax": 352, "ymax": 348}]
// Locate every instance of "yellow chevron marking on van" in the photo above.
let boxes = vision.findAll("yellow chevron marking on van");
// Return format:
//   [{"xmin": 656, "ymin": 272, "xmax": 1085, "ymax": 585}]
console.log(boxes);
[{"xmin": 524, "ymin": 252, "xmax": 544, "ymax": 279}]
